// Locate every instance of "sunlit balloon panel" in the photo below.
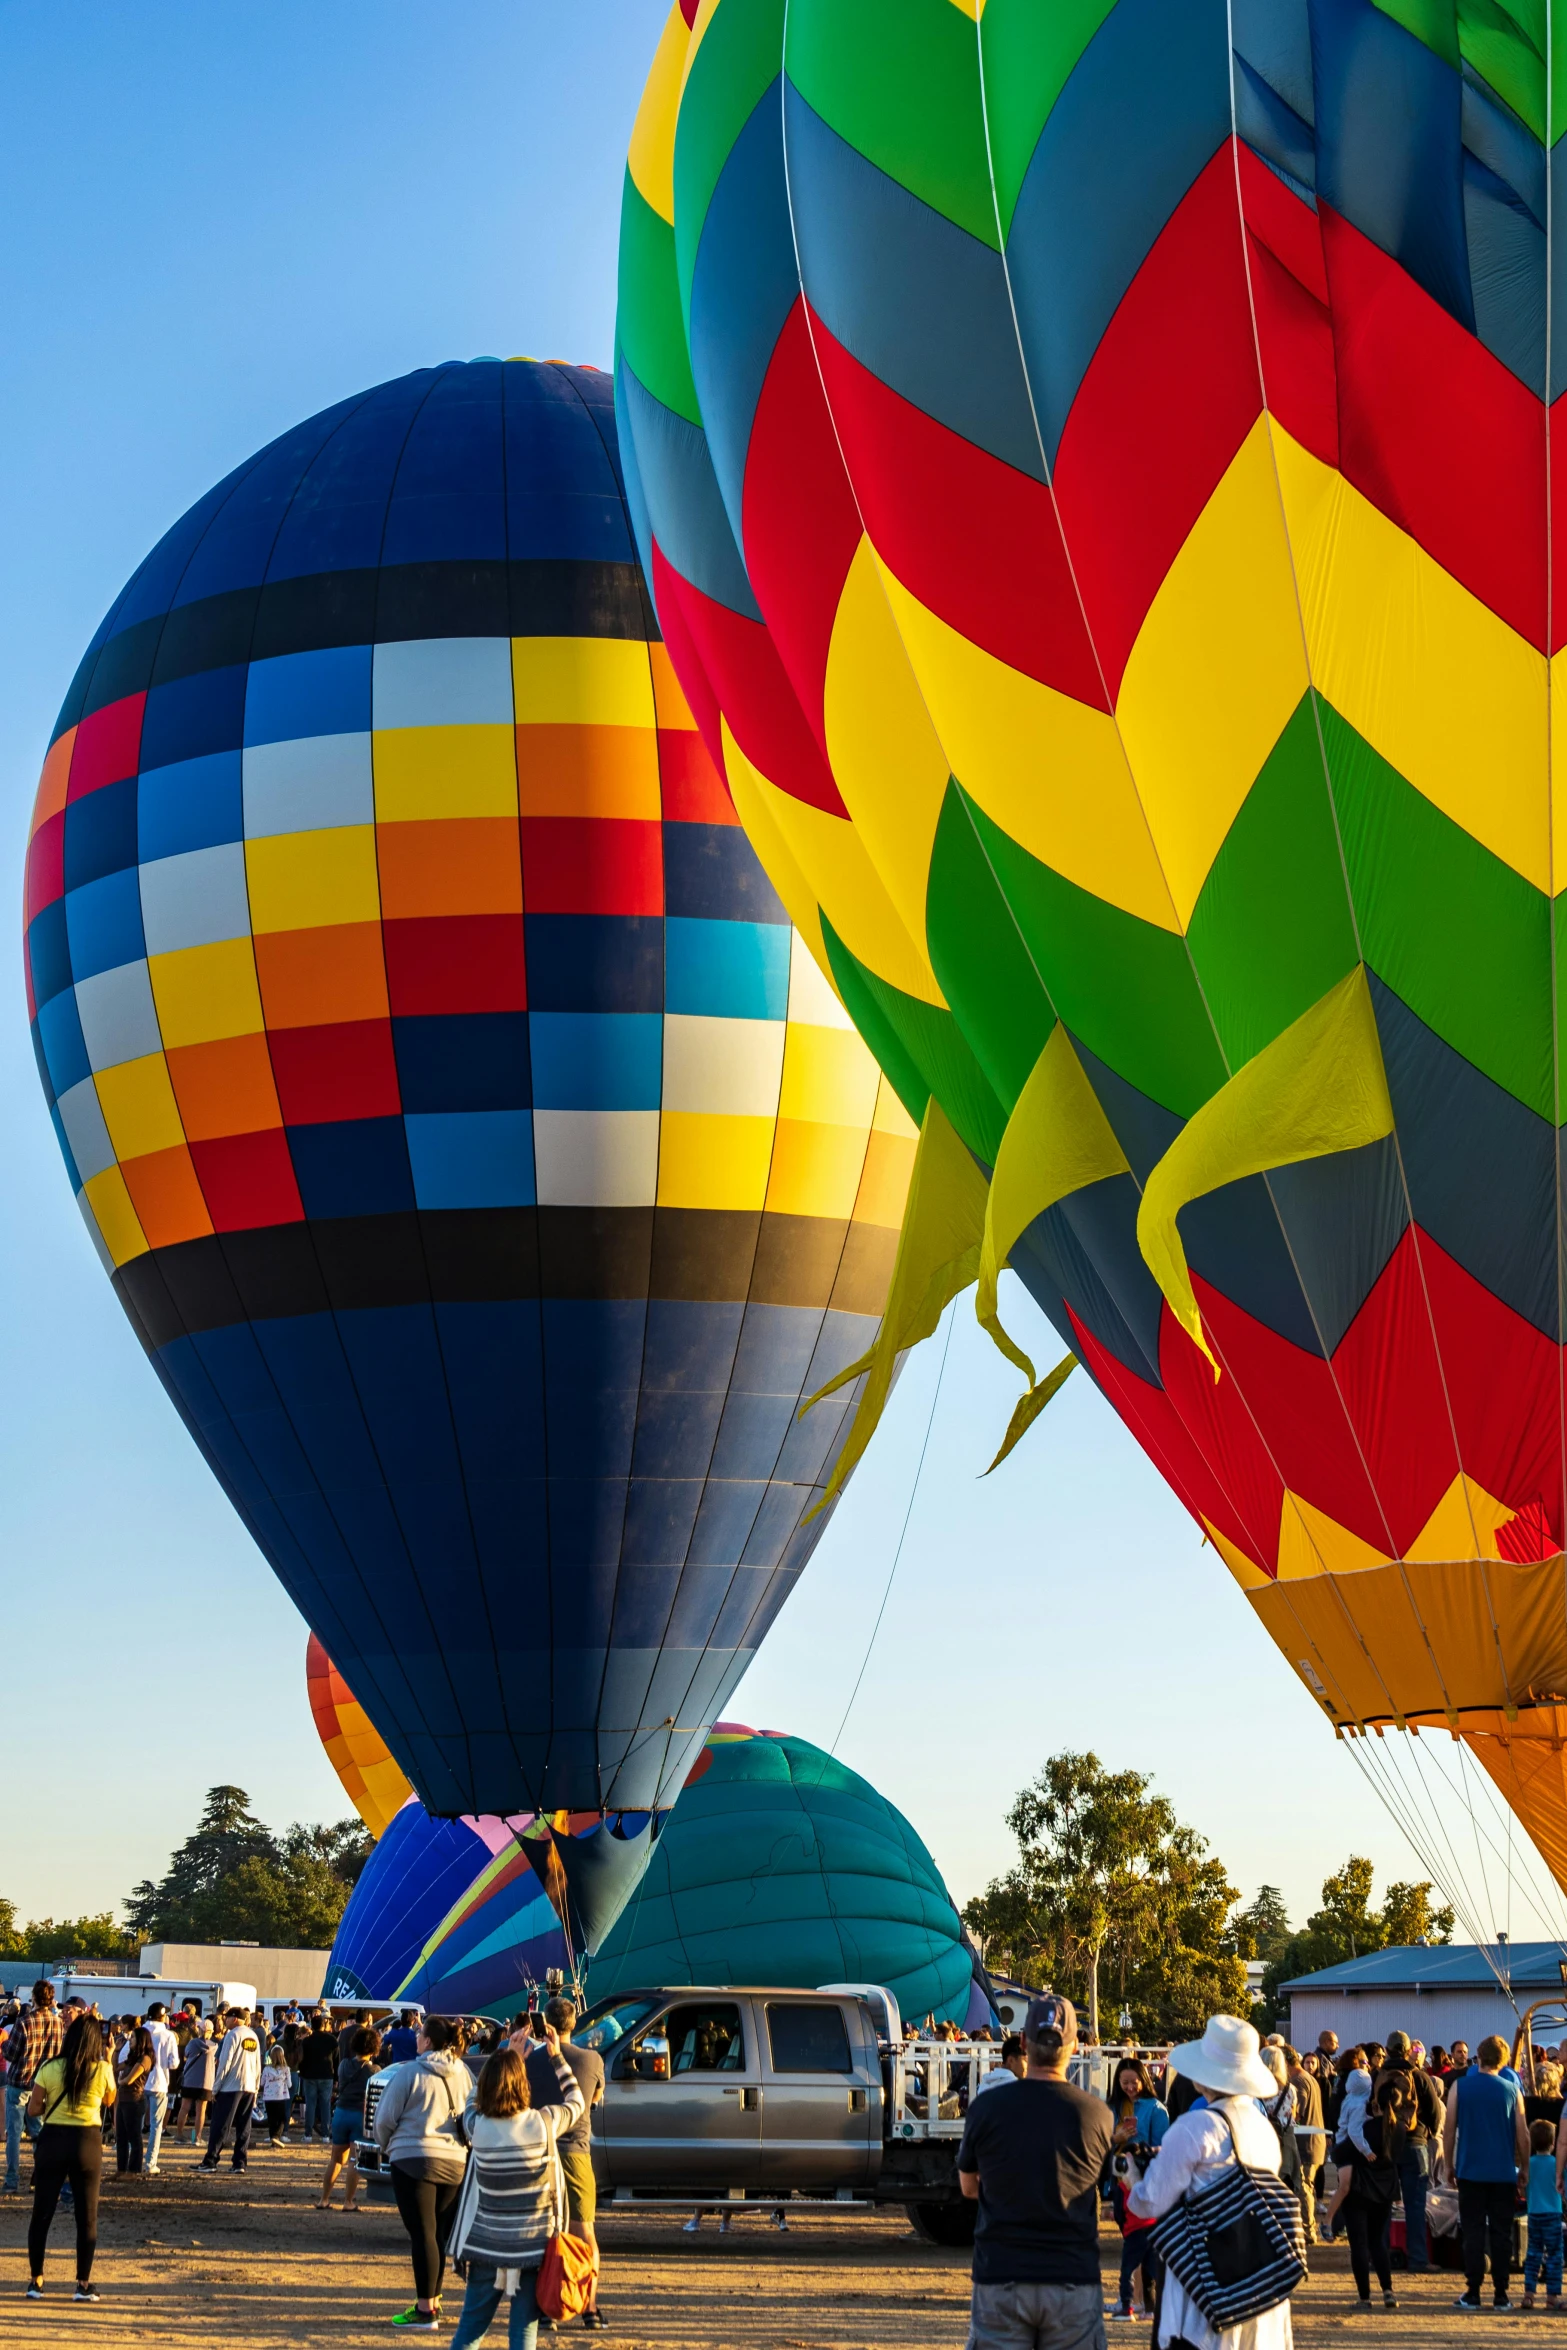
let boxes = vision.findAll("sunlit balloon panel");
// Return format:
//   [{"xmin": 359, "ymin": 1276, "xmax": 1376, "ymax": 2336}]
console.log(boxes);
[{"xmin": 24, "ymin": 359, "xmax": 913, "ymax": 1826}]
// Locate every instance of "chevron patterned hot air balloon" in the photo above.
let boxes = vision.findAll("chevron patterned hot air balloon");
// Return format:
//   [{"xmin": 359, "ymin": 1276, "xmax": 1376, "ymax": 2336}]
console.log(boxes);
[{"xmin": 616, "ymin": 1, "xmax": 1567, "ymax": 1894}]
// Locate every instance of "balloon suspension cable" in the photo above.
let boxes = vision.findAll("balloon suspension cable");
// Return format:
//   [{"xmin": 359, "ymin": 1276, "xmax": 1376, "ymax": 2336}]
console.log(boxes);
[
  {"xmin": 1341, "ymin": 1721, "xmax": 1567, "ymax": 2002},
  {"xmin": 829, "ymin": 1296, "xmax": 956, "ymax": 1758}
]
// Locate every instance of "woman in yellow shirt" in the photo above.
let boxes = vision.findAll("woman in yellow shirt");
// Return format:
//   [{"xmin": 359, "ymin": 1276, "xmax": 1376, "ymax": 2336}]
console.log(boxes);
[{"xmin": 26, "ymin": 2012, "xmax": 114, "ymax": 2302}]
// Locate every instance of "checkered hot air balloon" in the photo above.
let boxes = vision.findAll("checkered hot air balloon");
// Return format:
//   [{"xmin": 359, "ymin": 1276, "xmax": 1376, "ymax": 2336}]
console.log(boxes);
[
  {"xmin": 615, "ymin": 2, "xmax": 1567, "ymax": 1896},
  {"xmin": 25, "ymin": 358, "xmax": 913, "ymax": 1950}
]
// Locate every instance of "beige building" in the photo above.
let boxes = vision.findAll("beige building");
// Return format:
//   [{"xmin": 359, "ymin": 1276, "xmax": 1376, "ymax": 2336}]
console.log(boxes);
[{"xmin": 140, "ymin": 1943, "xmax": 329, "ymax": 2002}]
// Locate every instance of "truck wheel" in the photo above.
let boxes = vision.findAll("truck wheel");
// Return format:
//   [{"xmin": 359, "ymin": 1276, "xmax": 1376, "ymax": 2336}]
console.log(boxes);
[{"xmin": 906, "ymin": 2200, "xmax": 977, "ymax": 2247}]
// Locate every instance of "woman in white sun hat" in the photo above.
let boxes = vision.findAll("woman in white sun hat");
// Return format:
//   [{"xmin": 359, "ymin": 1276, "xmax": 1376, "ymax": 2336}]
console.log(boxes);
[{"xmin": 1128, "ymin": 2014, "xmax": 1296, "ymax": 2349}]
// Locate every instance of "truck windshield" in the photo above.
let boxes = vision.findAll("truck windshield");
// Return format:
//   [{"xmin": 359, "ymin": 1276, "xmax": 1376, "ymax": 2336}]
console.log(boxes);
[{"xmin": 574, "ymin": 1997, "xmax": 658, "ymax": 2053}]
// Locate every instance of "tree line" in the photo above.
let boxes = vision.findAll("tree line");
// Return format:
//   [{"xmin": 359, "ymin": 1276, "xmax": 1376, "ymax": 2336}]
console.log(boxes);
[
  {"xmin": 1, "ymin": 1786, "xmax": 371, "ymax": 1969},
  {"xmin": 962, "ymin": 1750, "xmax": 1453, "ymax": 2042}
]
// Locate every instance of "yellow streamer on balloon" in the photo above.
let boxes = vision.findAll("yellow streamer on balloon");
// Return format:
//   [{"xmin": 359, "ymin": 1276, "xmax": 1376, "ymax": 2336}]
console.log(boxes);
[
  {"xmin": 799, "ymin": 1095, "xmax": 987, "ymax": 1516},
  {"xmin": 1136, "ymin": 965, "xmax": 1395, "ymax": 1375},
  {"xmin": 977, "ymin": 1022, "xmax": 1126, "ymax": 1378}
]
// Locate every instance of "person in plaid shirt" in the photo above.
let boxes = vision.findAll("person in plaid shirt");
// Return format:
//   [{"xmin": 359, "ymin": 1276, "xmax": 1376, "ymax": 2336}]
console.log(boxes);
[{"xmin": 5, "ymin": 1983, "xmax": 63, "ymax": 2192}]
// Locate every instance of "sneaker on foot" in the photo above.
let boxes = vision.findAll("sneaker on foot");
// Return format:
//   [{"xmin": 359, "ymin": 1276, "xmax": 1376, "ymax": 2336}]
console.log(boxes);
[
  {"xmin": 390, "ymin": 2311, "xmax": 439, "ymax": 2331},
  {"xmin": 1383, "ymin": 2293, "xmax": 1398, "ymax": 2311},
  {"xmin": 1453, "ymin": 2295, "xmax": 1484, "ymax": 2311},
  {"xmin": 74, "ymin": 2284, "xmax": 102, "ymax": 2302},
  {"xmin": 25, "ymin": 2282, "xmax": 43, "ymax": 2300},
  {"xmin": 1494, "ymin": 2296, "xmax": 1514, "ymax": 2311},
  {"xmin": 681, "ymin": 2215, "xmax": 700, "ymax": 2233}
]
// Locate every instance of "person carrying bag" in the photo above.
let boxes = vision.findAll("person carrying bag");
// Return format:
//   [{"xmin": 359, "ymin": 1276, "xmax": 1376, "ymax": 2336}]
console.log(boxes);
[
  {"xmin": 445, "ymin": 2023, "xmax": 586, "ymax": 2349},
  {"xmin": 1130, "ymin": 2015, "xmax": 1305, "ymax": 2349}
]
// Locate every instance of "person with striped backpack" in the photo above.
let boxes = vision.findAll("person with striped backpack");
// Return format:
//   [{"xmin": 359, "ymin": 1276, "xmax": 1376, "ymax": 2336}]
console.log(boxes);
[{"xmin": 1128, "ymin": 2015, "xmax": 1305, "ymax": 2349}]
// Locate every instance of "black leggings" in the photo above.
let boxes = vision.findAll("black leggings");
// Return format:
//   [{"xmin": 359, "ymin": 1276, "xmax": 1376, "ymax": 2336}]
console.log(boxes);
[
  {"xmin": 390, "ymin": 2165, "xmax": 462, "ymax": 2304},
  {"xmin": 1344, "ymin": 2195, "xmax": 1394, "ymax": 2298},
  {"xmin": 28, "ymin": 2124, "xmax": 102, "ymax": 2283}
]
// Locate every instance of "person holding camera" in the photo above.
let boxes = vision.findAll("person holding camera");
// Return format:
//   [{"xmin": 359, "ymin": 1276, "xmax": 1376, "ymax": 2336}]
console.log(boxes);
[{"xmin": 1105, "ymin": 2058, "xmax": 1168, "ymax": 2322}]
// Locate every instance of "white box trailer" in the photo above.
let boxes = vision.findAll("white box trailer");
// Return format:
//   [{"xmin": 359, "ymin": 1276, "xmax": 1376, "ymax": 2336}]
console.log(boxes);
[{"xmin": 50, "ymin": 1971, "xmax": 257, "ymax": 2019}]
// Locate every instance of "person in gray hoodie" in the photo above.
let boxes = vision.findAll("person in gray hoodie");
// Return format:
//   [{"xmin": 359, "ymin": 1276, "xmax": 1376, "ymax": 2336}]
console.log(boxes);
[{"xmin": 373, "ymin": 2015, "xmax": 475, "ymax": 2330}]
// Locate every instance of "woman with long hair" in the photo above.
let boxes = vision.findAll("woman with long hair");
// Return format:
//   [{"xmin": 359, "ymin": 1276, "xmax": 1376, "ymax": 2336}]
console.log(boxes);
[
  {"xmin": 372, "ymin": 2015, "xmax": 475, "ymax": 2329},
  {"xmin": 446, "ymin": 2029, "xmax": 585, "ymax": 2349},
  {"xmin": 1338, "ymin": 2072, "xmax": 1416, "ymax": 2313},
  {"xmin": 114, "ymin": 2026, "xmax": 153, "ymax": 2176},
  {"xmin": 1104, "ymin": 2057, "xmax": 1168, "ymax": 2323},
  {"xmin": 25, "ymin": 2013, "xmax": 115, "ymax": 2303}
]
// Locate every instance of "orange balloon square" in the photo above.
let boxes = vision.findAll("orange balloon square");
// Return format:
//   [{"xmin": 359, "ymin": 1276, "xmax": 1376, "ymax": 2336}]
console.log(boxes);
[
  {"xmin": 118, "ymin": 1143, "xmax": 214, "ymax": 1249},
  {"xmin": 166, "ymin": 1033, "xmax": 284, "ymax": 1142},
  {"xmin": 253, "ymin": 921, "xmax": 390, "ymax": 1029},
  {"xmin": 376, "ymin": 818, "xmax": 522, "ymax": 917}
]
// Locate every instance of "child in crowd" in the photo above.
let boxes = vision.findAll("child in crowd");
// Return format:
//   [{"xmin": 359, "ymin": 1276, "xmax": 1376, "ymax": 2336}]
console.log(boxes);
[
  {"xmin": 259, "ymin": 2046, "xmax": 293, "ymax": 2150},
  {"xmin": 1522, "ymin": 2119, "xmax": 1564, "ymax": 2311}
]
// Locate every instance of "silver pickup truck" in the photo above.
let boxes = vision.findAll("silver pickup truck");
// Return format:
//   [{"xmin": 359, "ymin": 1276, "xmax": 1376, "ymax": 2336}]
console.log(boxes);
[
  {"xmin": 354, "ymin": 1983, "xmax": 1036, "ymax": 2243},
  {"xmin": 572, "ymin": 1982, "xmax": 1002, "ymax": 2244}
]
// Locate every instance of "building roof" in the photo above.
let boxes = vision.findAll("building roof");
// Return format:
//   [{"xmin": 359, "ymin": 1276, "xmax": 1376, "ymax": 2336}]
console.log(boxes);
[{"xmin": 1283, "ymin": 1942, "xmax": 1567, "ymax": 1994}]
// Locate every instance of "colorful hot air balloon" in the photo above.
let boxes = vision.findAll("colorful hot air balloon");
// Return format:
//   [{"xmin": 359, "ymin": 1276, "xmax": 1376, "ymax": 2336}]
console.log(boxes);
[
  {"xmin": 324, "ymin": 1800, "xmax": 569, "ymax": 2012},
  {"xmin": 24, "ymin": 357, "xmax": 914, "ymax": 1948},
  {"xmin": 617, "ymin": 7, "xmax": 1567, "ymax": 1891},
  {"xmin": 307, "ymin": 1631, "xmax": 413, "ymax": 1839},
  {"xmin": 326, "ymin": 1720, "xmax": 981, "ymax": 2026}
]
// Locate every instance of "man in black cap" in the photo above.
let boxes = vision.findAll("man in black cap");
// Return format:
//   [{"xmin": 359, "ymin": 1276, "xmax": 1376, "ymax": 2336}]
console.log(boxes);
[{"xmin": 957, "ymin": 1992, "xmax": 1114, "ymax": 2350}]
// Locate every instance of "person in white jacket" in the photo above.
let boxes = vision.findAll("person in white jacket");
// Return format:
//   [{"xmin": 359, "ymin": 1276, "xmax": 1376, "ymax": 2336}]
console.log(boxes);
[
  {"xmin": 141, "ymin": 2003, "xmax": 179, "ymax": 2175},
  {"xmin": 1128, "ymin": 2016, "xmax": 1295, "ymax": 2350},
  {"xmin": 196, "ymin": 2009, "xmax": 264, "ymax": 2174},
  {"xmin": 446, "ymin": 2023, "xmax": 584, "ymax": 2350}
]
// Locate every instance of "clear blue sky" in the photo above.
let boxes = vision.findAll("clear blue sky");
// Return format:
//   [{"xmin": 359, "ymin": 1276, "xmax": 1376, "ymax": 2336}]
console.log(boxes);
[{"xmin": 0, "ymin": 0, "xmax": 1535, "ymax": 1961}]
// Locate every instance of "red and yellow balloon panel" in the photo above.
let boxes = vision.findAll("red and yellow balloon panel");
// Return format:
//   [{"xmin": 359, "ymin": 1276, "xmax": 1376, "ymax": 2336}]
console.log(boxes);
[{"xmin": 617, "ymin": 0, "xmax": 1567, "ymax": 1887}]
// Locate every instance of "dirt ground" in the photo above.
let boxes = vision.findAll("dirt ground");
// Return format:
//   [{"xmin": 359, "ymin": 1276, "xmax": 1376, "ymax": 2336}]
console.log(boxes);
[{"xmin": 0, "ymin": 2139, "xmax": 1539, "ymax": 2345}]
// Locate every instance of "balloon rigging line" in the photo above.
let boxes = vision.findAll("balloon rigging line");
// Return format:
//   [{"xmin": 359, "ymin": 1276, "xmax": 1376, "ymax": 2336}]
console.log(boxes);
[
  {"xmin": 1343, "ymin": 1724, "xmax": 1567, "ymax": 2004},
  {"xmin": 1354, "ymin": 1736, "xmax": 1510, "ymax": 1959},
  {"xmin": 1342, "ymin": 1737, "xmax": 1510, "ymax": 1991},
  {"xmin": 1428, "ymin": 1734, "xmax": 1564, "ymax": 1939},
  {"xmin": 1344, "ymin": 1736, "xmax": 1495, "ymax": 1959},
  {"xmin": 829, "ymin": 1297, "xmax": 957, "ymax": 1759}
]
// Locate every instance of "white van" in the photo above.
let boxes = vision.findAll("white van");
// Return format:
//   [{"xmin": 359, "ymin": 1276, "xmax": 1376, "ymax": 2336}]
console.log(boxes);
[{"xmin": 49, "ymin": 1972, "xmax": 258, "ymax": 2019}]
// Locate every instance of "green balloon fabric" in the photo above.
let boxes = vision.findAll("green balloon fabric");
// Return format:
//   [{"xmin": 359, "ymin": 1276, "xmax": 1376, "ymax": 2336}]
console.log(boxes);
[{"xmin": 588, "ymin": 1723, "xmax": 976, "ymax": 2024}]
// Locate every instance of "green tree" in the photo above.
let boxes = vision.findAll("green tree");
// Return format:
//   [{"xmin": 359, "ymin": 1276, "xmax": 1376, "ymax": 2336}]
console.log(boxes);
[
  {"xmin": 1380, "ymin": 1880, "xmax": 1455, "ymax": 1949},
  {"xmin": 1259, "ymin": 1855, "xmax": 1453, "ymax": 2023},
  {"xmin": 125, "ymin": 1787, "xmax": 370, "ymax": 1948},
  {"xmin": 124, "ymin": 1785, "xmax": 276, "ymax": 1937},
  {"xmin": 963, "ymin": 1751, "xmax": 1249, "ymax": 2042},
  {"xmin": 1230, "ymin": 1885, "xmax": 1292, "ymax": 1967},
  {"xmin": 0, "ymin": 1903, "xmax": 137, "ymax": 1968}
]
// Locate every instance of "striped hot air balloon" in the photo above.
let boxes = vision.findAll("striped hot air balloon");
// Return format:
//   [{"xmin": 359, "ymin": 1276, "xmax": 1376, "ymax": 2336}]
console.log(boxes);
[{"xmin": 616, "ymin": 2, "xmax": 1567, "ymax": 1898}]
